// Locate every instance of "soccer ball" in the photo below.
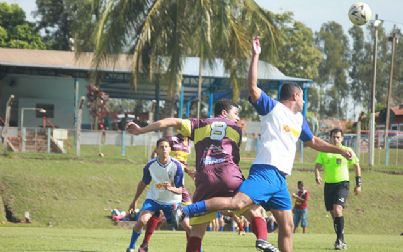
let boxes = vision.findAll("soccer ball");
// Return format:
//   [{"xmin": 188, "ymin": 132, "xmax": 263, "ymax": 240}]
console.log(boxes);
[{"xmin": 348, "ymin": 2, "xmax": 372, "ymax": 26}]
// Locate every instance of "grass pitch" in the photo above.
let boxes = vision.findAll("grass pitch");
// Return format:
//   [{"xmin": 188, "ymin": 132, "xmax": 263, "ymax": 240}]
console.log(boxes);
[{"xmin": 1, "ymin": 227, "xmax": 403, "ymax": 252}]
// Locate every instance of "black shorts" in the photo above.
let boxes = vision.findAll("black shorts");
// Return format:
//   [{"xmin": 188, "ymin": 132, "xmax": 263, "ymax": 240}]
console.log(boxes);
[{"xmin": 324, "ymin": 181, "xmax": 349, "ymax": 211}]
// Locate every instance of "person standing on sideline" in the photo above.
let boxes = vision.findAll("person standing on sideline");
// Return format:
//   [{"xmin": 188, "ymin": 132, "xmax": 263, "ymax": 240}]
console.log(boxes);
[
  {"xmin": 292, "ymin": 181, "xmax": 308, "ymax": 234},
  {"xmin": 172, "ymin": 37, "xmax": 353, "ymax": 252},
  {"xmin": 126, "ymin": 138, "xmax": 188, "ymax": 252},
  {"xmin": 314, "ymin": 128, "xmax": 362, "ymax": 250},
  {"xmin": 127, "ymin": 99, "xmax": 271, "ymax": 252}
]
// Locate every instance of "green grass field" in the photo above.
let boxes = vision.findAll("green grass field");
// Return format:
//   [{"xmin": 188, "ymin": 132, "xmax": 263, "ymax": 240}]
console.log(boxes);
[
  {"xmin": 1, "ymin": 227, "xmax": 403, "ymax": 252},
  {"xmin": 1, "ymin": 144, "xmax": 403, "ymax": 251}
]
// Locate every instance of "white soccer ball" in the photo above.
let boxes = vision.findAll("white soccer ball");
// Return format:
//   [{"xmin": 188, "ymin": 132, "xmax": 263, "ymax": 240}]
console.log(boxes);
[{"xmin": 348, "ymin": 2, "xmax": 372, "ymax": 26}]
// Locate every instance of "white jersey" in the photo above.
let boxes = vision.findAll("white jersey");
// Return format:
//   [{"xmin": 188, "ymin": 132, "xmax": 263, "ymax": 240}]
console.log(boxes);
[
  {"xmin": 142, "ymin": 157, "xmax": 184, "ymax": 205},
  {"xmin": 251, "ymin": 91, "xmax": 313, "ymax": 175}
]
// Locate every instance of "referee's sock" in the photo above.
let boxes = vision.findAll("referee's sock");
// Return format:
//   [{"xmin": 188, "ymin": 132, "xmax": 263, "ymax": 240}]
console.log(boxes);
[
  {"xmin": 183, "ymin": 201, "xmax": 207, "ymax": 217},
  {"xmin": 334, "ymin": 216, "xmax": 345, "ymax": 242}
]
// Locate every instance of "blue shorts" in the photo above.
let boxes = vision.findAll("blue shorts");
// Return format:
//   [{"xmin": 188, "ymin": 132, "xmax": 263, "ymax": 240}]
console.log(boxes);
[
  {"xmin": 293, "ymin": 208, "xmax": 308, "ymax": 228},
  {"xmin": 239, "ymin": 164, "xmax": 292, "ymax": 211},
  {"xmin": 140, "ymin": 199, "xmax": 179, "ymax": 224}
]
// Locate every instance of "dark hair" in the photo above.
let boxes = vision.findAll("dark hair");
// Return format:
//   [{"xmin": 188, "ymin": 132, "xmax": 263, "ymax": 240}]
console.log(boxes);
[
  {"xmin": 214, "ymin": 99, "xmax": 238, "ymax": 117},
  {"xmin": 329, "ymin": 128, "xmax": 343, "ymax": 137},
  {"xmin": 279, "ymin": 82, "xmax": 302, "ymax": 101},
  {"xmin": 298, "ymin": 181, "xmax": 304, "ymax": 186},
  {"xmin": 156, "ymin": 137, "xmax": 170, "ymax": 148}
]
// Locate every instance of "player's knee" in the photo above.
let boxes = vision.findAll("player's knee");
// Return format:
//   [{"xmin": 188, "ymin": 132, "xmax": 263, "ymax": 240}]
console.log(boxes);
[{"xmin": 138, "ymin": 216, "xmax": 150, "ymax": 226}]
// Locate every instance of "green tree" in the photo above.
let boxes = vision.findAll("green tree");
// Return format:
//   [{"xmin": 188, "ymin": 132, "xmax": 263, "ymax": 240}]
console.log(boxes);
[
  {"xmin": 272, "ymin": 12, "xmax": 322, "ymax": 80},
  {"xmin": 34, "ymin": 0, "xmax": 96, "ymax": 51},
  {"xmin": 315, "ymin": 21, "xmax": 349, "ymax": 118},
  {"xmin": 0, "ymin": 2, "xmax": 45, "ymax": 49},
  {"xmin": 83, "ymin": 0, "xmax": 278, "ymax": 119},
  {"xmin": 392, "ymin": 29, "xmax": 403, "ymax": 105},
  {"xmin": 349, "ymin": 25, "xmax": 369, "ymax": 112}
]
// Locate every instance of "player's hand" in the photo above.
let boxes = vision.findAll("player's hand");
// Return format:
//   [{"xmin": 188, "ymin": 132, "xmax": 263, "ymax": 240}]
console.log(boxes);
[
  {"xmin": 292, "ymin": 193, "xmax": 297, "ymax": 198},
  {"xmin": 128, "ymin": 201, "xmax": 136, "ymax": 214},
  {"xmin": 315, "ymin": 176, "xmax": 322, "ymax": 185},
  {"xmin": 354, "ymin": 185, "xmax": 361, "ymax": 195},
  {"xmin": 185, "ymin": 168, "xmax": 196, "ymax": 180},
  {"xmin": 161, "ymin": 182, "xmax": 171, "ymax": 190},
  {"xmin": 252, "ymin": 36, "xmax": 261, "ymax": 55},
  {"xmin": 126, "ymin": 121, "xmax": 141, "ymax": 135},
  {"xmin": 341, "ymin": 149, "xmax": 353, "ymax": 160}
]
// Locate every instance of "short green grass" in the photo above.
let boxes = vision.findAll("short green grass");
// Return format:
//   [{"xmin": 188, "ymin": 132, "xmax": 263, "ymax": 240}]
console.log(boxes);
[
  {"xmin": 1, "ymin": 144, "xmax": 403, "ymax": 237},
  {"xmin": 1, "ymin": 227, "xmax": 403, "ymax": 252}
]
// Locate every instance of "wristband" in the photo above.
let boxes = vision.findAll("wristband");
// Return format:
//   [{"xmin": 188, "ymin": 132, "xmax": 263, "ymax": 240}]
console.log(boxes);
[{"xmin": 355, "ymin": 176, "xmax": 362, "ymax": 186}]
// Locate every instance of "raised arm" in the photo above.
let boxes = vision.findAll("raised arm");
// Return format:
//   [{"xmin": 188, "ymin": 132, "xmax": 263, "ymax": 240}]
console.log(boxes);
[
  {"xmin": 305, "ymin": 136, "xmax": 352, "ymax": 160},
  {"xmin": 248, "ymin": 37, "xmax": 262, "ymax": 103},
  {"xmin": 127, "ymin": 118, "xmax": 182, "ymax": 135}
]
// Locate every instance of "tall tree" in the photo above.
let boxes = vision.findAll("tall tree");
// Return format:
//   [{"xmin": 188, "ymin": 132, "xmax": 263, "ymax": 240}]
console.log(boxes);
[
  {"xmin": 271, "ymin": 12, "xmax": 322, "ymax": 80},
  {"xmin": 81, "ymin": 0, "xmax": 278, "ymax": 118},
  {"xmin": 0, "ymin": 2, "xmax": 45, "ymax": 49},
  {"xmin": 392, "ymin": 29, "xmax": 403, "ymax": 105},
  {"xmin": 348, "ymin": 25, "xmax": 369, "ymax": 113},
  {"xmin": 34, "ymin": 0, "xmax": 96, "ymax": 51},
  {"xmin": 315, "ymin": 21, "xmax": 349, "ymax": 118},
  {"xmin": 269, "ymin": 12, "xmax": 322, "ymax": 113}
]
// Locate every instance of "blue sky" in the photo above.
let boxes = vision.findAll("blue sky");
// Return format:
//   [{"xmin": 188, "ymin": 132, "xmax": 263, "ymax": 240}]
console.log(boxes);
[{"xmin": 5, "ymin": 0, "xmax": 403, "ymax": 33}]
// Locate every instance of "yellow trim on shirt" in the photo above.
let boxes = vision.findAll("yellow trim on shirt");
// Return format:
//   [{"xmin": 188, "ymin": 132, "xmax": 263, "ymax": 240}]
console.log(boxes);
[
  {"xmin": 180, "ymin": 119, "xmax": 192, "ymax": 137},
  {"xmin": 194, "ymin": 125, "xmax": 212, "ymax": 145},
  {"xmin": 226, "ymin": 127, "xmax": 240, "ymax": 145}
]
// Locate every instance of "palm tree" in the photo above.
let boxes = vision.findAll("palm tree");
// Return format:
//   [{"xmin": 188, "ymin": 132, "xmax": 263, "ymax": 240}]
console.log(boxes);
[{"xmin": 78, "ymin": 0, "xmax": 279, "ymax": 118}]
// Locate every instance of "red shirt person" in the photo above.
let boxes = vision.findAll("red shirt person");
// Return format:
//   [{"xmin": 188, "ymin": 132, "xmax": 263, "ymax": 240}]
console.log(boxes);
[{"xmin": 292, "ymin": 181, "xmax": 308, "ymax": 233}]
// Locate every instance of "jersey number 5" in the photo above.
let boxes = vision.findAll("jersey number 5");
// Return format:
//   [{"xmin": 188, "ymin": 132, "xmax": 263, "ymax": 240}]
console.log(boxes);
[{"xmin": 210, "ymin": 122, "xmax": 227, "ymax": 140}]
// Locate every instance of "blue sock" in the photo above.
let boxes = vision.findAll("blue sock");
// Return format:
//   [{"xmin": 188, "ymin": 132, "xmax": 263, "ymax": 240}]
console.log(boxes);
[
  {"xmin": 232, "ymin": 226, "xmax": 236, "ymax": 232},
  {"xmin": 220, "ymin": 226, "xmax": 224, "ymax": 232},
  {"xmin": 207, "ymin": 226, "xmax": 212, "ymax": 231},
  {"xmin": 183, "ymin": 201, "xmax": 207, "ymax": 217},
  {"xmin": 129, "ymin": 230, "xmax": 141, "ymax": 249},
  {"xmin": 245, "ymin": 226, "xmax": 250, "ymax": 232}
]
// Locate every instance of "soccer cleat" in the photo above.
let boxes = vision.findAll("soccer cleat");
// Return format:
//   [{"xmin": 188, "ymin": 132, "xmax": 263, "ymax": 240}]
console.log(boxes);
[
  {"xmin": 172, "ymin": 205, "xmax": 185, "ymax": 229},
  {"xmin": 334, "ymin": 239, "xmax": 347, "ymax": 250},
  {"xmin": 138, "ymin": 243, "xmax": 148, "ymax": 252},
  {"xmin": 255, "ymin": 239, "xmax": 280, "ymax": 252},
  {"xmin": 126, "ymin": 248, "xmax": 135, "ymax": 252}
]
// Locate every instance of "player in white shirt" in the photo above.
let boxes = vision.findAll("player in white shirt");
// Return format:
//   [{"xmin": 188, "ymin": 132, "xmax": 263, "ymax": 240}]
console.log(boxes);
[
  {"xmin": 173, "ymin": 37, "xmax": 353, "ymax": 252},
  {"xmin": 126, "ymin": 138, "xmax": 187, "ymax": 252}
]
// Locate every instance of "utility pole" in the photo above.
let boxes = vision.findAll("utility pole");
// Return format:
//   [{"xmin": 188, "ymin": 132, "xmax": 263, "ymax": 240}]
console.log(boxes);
[
  {"xmin": 369, "ymin": 15, "xmax": 382, "ymax": 168},
  {"xmin": 384, "ymin": 25, "xmax": 399, "ymax": 148}
]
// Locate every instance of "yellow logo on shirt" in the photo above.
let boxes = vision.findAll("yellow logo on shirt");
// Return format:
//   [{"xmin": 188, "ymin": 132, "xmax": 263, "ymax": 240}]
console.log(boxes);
[{"xmin": 282, "ymin": 124, "xmax": 300, "ymax": 138}]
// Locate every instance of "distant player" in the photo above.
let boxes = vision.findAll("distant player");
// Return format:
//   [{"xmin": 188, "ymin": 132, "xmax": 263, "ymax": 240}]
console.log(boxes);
[
  {"xmin": 314, "ymin": 128, "xmax": 362, "ymax": 250},
  {"xmin": 126, "ymin": 138, "xmax": 189, "ymax": 252}
]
